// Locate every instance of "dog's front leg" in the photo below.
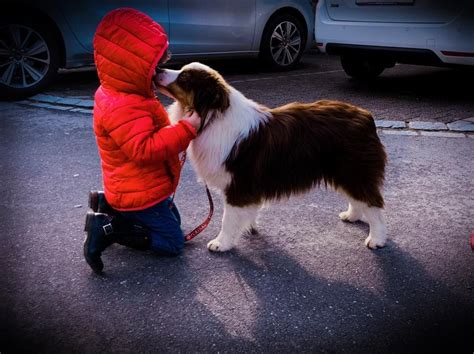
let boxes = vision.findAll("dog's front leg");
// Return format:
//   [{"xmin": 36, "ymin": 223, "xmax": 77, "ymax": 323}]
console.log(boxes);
[{"xmin": 207, "ymin": 203, "xmax": 258, "ymax": 252}]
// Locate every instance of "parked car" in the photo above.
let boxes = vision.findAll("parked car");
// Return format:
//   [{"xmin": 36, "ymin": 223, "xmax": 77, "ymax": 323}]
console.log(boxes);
[
  {"xmin": 0, "ymin": 0, "xmax": 316, "ymax": 99},
  {"xmin": 315, "ymin": 0, "xmax": 474, "ymax": 79}
]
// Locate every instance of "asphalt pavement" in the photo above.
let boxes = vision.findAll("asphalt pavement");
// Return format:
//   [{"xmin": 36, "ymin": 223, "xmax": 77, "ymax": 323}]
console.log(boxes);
[{"xmin": 1, "ymin": 53, "xmax": 473, "ymax": 353}]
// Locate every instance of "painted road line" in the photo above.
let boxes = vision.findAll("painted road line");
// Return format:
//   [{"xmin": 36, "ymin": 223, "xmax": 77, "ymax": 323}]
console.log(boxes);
[
  {"xmin": 418, "ymin": 131, "xmax": 466, "ymax": 138},
  {"xmin": 228, "ymin": 70, "xmax": 345, "ymax": 84}
]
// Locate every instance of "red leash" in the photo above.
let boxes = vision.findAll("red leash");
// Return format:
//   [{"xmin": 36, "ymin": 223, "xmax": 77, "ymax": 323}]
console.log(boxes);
[
  {"xmin": 170, "ymin": 151, "xmax": 214, "ymax": 242},
  {"xmin": 185, "ymin": 185, "xmax": 214, "ymax": 242}
]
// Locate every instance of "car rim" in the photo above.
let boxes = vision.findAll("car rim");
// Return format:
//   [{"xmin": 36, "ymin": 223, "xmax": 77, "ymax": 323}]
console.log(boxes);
[
  {"xmin": 270, "ymin": 21, "xmax": 301, "ymax": 66},
  {"xmin": 0, "ymin": 24, "xmax": 50, "ymax": 89}
]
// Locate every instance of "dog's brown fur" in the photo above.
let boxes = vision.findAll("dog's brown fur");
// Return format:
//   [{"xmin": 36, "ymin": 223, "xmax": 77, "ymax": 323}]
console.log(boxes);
[{"xmin": 225, "ymin": 100, "xmax": 387, "ymax": 208}]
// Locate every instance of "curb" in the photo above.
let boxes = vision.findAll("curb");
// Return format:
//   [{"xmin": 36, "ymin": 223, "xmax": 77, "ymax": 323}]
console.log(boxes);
[
  {"xmin": 374, "ymin": 119, "xmax": 474, "ymax": 137},
  {"xmin": 18, "ymin": 93, "xmax": 474, "ymax": 137},
  {"xmin": 18, "ymin": 93, "xmax": 94, "ymax": 115}
]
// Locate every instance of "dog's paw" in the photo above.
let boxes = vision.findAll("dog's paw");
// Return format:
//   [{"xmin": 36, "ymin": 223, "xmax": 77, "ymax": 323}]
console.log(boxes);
[
  {"xmin": 339, "ymin": 211, "xmax": 352, "ymax": 222},
  {"xmin": 207, "ymin": 238, "xmax": 233, "ymax": 252},
  {"xmin": 339, "ymin": 211, "xmax": 358, "ymax": 222},
  {"xmin": 364, "ymin": 235, "xmax": 387, "ymax": 249},
  {"xmin": 339, "ymin": 211, "xmax": 368, "ymax": 223}
]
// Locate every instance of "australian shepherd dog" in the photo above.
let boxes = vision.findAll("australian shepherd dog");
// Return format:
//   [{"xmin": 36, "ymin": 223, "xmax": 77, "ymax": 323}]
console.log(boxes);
[{"xmin": 156, "ymin": 62, "xmax": 388, "ymax": 252}]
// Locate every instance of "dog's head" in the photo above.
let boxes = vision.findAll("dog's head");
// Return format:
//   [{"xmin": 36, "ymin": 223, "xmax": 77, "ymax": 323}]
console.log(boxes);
[{"xmin": 155, "ymin": 62, "xmax": 230, "ymax": 133}]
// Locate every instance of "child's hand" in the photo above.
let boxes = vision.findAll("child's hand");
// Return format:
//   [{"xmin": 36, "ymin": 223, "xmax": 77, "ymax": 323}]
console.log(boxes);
[{"xmin": 183, "ymin": 111, "xmax": 201, "ymax": 131}]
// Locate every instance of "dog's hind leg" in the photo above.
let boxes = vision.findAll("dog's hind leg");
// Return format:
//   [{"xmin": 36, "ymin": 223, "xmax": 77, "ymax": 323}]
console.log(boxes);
[
  {"xmin": 339, "ymin": 197, "xmax": 367, "ymax": 223},
  {"xmin": 361, "ymin": 205, "xmax": 387, "ymax": 249},
  {"xmin": 208, "ymin": 203, "xmax": 259, "ymax": 252},
  {"xmin": 340, "ymin": 195, "xmax": 387, "ymax": 249},
  {"xmin": 338, "ymin": 186, "xmax": 387, "ymax": 249},
  {"xmin": 248, "ymin": 203, "xmax": 264, "ymax": 235}
]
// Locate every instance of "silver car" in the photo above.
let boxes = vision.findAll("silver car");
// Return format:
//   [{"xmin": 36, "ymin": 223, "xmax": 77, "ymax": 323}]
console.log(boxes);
[
  {"xmin": 315, "ymin": 0, "xmax": 474, "ymax": 79},
  {"xmin": 0, "ymin": 0, "xmax": 316, "ymax": 99}
]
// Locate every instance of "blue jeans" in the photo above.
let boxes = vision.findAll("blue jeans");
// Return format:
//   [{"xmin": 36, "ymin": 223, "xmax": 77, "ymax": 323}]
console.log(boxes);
[{"xmin": 118, "ymin": 198, "xmax": 184, "ymax": 256}]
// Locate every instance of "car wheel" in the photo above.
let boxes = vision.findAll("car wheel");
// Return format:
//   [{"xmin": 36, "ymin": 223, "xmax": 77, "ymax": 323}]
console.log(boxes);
[
  {"xmin": 260, "ymin": 14, "xmax": 305, "ymax": 71},
  {"xmin": 340, "ymin": 56, "xmax": 385, "ymax": 79},
  {"xmin": 0, "ymin": 22, "xmax": 60, "ymax": 100}
]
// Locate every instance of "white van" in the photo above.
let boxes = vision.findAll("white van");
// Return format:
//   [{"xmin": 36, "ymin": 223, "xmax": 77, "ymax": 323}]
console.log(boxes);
[{"xmin": 315, "ymin": 0, "xmax": 474, "ymax": 79}]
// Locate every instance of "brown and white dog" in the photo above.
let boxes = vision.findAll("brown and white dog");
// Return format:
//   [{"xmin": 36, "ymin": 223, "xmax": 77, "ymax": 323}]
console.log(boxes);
[{"xmin": 156, "ymin": 62, "xmax": 388, "ymax": 252}]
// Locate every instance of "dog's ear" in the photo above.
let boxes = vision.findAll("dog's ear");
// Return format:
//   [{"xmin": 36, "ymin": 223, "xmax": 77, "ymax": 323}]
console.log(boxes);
[{"xmin": 193, "ymin": 74, "xmax": 229, "ymax": 122}]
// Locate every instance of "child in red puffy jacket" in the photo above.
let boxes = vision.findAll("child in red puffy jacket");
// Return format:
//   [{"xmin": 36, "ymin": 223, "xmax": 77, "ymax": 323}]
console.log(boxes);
[{"xmin": 84, "ymin": 8, "xmax": 200, "ymax": 274}]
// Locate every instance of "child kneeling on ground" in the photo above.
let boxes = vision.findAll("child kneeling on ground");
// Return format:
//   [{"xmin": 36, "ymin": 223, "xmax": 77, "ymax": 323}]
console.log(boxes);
[{"xmin": 84, "ymin": 8, "xmax": 200, "ymax": 274}]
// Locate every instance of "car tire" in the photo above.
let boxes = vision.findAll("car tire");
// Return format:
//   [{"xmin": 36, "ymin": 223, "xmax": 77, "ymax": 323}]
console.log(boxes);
[
  {"xmin": 260, "ymin": 13, "xmax": 306, "ymax": 71},
  {"xmin": 0, "ymin": 21, "xmax": 60, "ymax": 100},
  {"xmin": 340, "ymin": 56, "xmax": 385, "ymax": 80}
]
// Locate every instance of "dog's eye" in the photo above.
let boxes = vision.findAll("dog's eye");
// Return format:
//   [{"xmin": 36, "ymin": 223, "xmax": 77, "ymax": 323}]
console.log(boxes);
[
  {"xmin": 177, "ymin": 71, "xmax": 193, "ymax": 89},
  {"xmin": 177, "ymin": 72, "xmax": 189, "ymax": 83}
]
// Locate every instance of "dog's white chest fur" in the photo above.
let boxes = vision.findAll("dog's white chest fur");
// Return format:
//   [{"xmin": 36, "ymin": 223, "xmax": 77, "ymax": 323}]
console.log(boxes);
[
  {"xmin": 167, "ymin": 89, "xmax": 268, "ymax": 193},
  {"xmin": 167, "ymin": 102, "xmax": 231, "ymax": 191}
]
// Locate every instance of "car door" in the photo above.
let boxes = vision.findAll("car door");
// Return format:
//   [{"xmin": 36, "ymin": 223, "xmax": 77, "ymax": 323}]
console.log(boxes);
[
  {"xmin": 168, "ymin": 0, "xmax": 256, "ymax": 55},
  {"xmin": 59, "ymin": 1, "xmax": 169, "ymax": 54}
]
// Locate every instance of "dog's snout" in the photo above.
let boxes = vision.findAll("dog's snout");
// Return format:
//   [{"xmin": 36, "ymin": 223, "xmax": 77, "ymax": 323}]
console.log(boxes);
[
  {"xmin": 155, "ymin": 67, "xmax": 164, "ymax": 82},
  {"xmin": 155, "ymin": 68, "xmax": 180, "ymax": 87},
  {"xmin": 154, "ymin": 68, "xmax": 166, "ymax": 86}
]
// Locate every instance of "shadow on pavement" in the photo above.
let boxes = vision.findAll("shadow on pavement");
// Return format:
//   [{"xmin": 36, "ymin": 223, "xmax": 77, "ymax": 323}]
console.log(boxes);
[
  {"xmin": 3, "ymin": 230, "xmax": 473, "ymax": 352},
  {"xmin": 227, "ymin": 234, "xmax": 473, "ymax": 352}
]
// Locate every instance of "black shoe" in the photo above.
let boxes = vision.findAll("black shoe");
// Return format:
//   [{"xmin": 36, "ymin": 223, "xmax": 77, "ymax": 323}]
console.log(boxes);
[
  {"xmin": 88, "ymin": 190, "xmax": 114, "ymax": 215},
  {"xmin": 83, "ymin": 212, "xmax": 151, "ymax": 273},
  {"xmin": 83, "ymin": 211, "xmax": 113, "ymax": 274}
]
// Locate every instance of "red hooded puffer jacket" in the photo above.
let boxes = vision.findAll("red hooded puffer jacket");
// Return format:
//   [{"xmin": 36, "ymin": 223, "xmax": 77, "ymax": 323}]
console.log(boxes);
[{"xmin": 93, "ymin": 8, "xmax": 196, "ymax": 211}]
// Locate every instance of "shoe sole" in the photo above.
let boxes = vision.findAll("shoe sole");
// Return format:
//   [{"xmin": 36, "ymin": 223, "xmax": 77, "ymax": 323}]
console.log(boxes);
[
  {"xmin": 88, "ymin": 190, "xmax": 99, "ymax": 212},
  {"xmin": 83, "ymin": 211, "xmax": 104, "ymax": 274},
  {"xmin": 84, "ymin": 210, "xmax": 94, "ymax": 232}
]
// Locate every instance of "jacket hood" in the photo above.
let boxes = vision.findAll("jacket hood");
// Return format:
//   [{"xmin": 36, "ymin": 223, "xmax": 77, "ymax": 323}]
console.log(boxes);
[{"xmin": 93, "ymin": 8, "xmax": 168, "ymax": 97}]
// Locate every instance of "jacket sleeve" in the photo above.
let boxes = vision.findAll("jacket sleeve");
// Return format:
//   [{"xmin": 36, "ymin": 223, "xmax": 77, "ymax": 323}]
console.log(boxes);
[{"xmin": 102, "ymin": 104, "xmax": 196, "ymax": 163}]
